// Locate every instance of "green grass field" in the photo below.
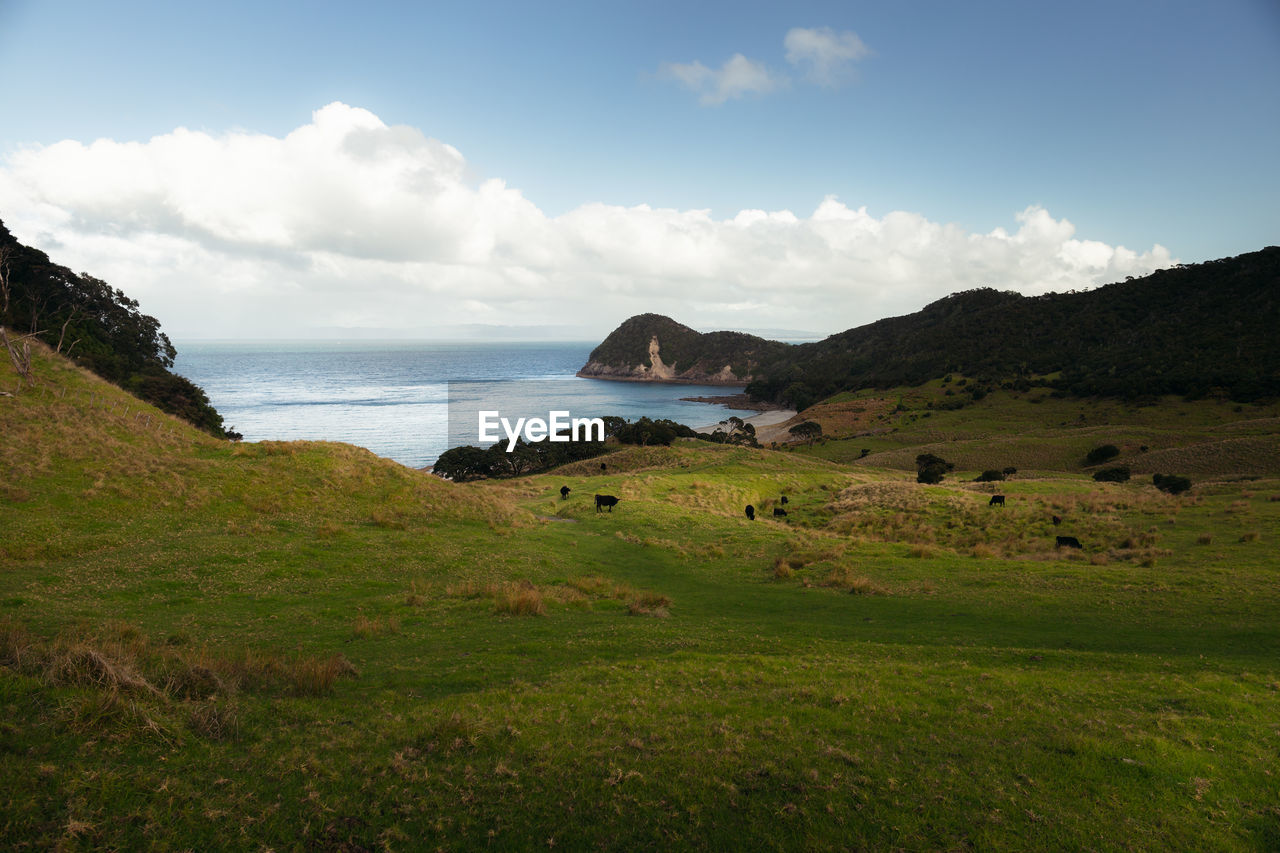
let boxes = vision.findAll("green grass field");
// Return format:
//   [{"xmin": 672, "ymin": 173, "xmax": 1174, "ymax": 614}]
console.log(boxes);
[{"xmin": 3, "ymin": 346, "xmax": 1279, "ymax": 850}]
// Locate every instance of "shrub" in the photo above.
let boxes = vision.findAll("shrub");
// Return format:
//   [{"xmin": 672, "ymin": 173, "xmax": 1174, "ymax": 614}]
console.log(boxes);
[
  {"xmin": 1086, "ymin": 444, "xmax": 1121, "ymax": 465},
  {"xmin": 974, "ymin": 469, "xmax": 1006, "ymax": 482},
  {"xmin": 1153, "ymin": 473, "xmax": 1192, "ymax": 495},
  {"xmin": 1093, "ymin": 466, "xmax": 1131, "ymax": 483},
  {"xmin": 917, "ymin": 464, "xmax": 946, "ymax": 484},
  {"xmin": 916, "ymin": 453, "xmax": 953, "ymax": 484}
]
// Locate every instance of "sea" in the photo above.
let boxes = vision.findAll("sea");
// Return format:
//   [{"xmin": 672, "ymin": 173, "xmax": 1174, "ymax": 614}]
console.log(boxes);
[{"xmin": 172, "ymin": 341, "xmax": 758, "ymax": 469}]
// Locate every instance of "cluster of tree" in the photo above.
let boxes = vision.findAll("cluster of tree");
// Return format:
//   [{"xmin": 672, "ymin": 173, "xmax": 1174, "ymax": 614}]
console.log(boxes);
[
  {"xmin": 433, "ymin": 415, "xmax": 746, "ymax": 481},
  {"xmin": 584, "ymin": 313, "xmax": 789, "ymax": 380},
  {"xmin": 432, "ymin": 435, "xmax": 613, "ymax": 481},
  {"xmin": 740, "ymin": 247, "xmax": 1280, "ymax": 408},
  {"xmin": 0, "ymin": 220, "xmax": 229, "ymax": 436}
]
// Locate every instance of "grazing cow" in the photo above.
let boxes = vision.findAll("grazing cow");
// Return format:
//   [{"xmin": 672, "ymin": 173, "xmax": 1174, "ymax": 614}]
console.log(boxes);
[
  {"xmin": 595, "ymin": 494, "xmax": 620, "ymax": 513},
  {"xmin": 560, "ymin": 485, "xmax": 571, "ymax": 499},
  {"xmin": 1052, "ymin": 515, "xmax": 1062, "ymax": 526},
  {"xmin": 745, "ymin": 505, "xmax": 755, "ymax": 521},
  {"xmin": 1056, "ymin": 535, "xmax": 1083, "ymax": 549},
  {"xmin": 989, "ymin": 495, "xmax": 1005, "ymax": 507},
  {"xmin": 780, "ymin": 495, "xmax": 789, "ymax": 505},
  {"xmin": 773, "ymin": 507, "xmax": 787, "ymax": 517}
]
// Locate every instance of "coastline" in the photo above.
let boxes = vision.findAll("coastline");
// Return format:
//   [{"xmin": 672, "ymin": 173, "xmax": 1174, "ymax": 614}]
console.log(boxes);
[
  {"xmin": 678, "ymin": 392, "xmax": 790, "ymax": 412},
  {"xmin": 691, "ymin": 407, "xmax": 798, "ymax": 439}
]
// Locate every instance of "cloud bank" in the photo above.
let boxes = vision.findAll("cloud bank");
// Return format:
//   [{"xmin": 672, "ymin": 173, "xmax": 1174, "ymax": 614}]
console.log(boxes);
[{"xmin": 0, "ymin": 102, "xmax": 1173, "ymax": 339}]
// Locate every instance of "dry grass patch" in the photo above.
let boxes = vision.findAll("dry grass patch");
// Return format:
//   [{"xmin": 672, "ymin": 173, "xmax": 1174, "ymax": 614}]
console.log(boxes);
[
  {"xmin": 1, "ymin": 618, "xmax": 358, "ymax": 706},
  {"xmin": 353, "ymin": 613, "xmax": 400, "ymax": 637},
  {"xmin": 493, "ymin": 581, "xmax": 547, "ymax": 616},
  {"xmin": 819, "ymin": 566, "xmax": 889, "ymax": 595}
]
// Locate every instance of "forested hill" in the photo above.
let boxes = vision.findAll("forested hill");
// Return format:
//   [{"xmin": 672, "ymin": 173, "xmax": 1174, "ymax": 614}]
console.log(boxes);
[
  {"xmin": 0, "ymin": 219, "xmax": 228, "ymax": 435},
  {"xmin": 578, "ymin": 313, "xmax": 790, "ymax": 384},
  {"xmin": 583, "ymin": 248, "xmax": 1279, "ymax": 409},
  {"xmin": 744, "ymin": 247, "xmax": 1279, "ymax": 408}
]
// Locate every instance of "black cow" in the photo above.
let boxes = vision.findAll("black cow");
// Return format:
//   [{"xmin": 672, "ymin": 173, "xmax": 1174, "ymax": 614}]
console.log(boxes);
[
  {"xmin": 1056, "ymin": 535, "xmax": 1083, "ymax": 549},
  {"xmin": 989, "ymin": 495, "xmax": 1005, "ymax": 507},
  {"xmin": 1052, "ymin": 515, "xmax": 1062, "ymax": 526},
  {"xmin": 595, "ymin": 494, "xmax": 619, "ymax": 513},
  {"xmin": 773, "ymin": 507, "xmax": 787, "ymax": 517},
  {"xmin": 600, "ymin": 462, "xmax": 607, "ymax": 471},
  {"xmin": 780, "ymin": 495, "xmax": 789, "ymax": 505},
  {"xmin": 745, "ymin": 505, "xmax": 755, "ymax": 521},
  {"xmin": 560, "ymin": 486, "xmax": 571, "ymax": 499}
]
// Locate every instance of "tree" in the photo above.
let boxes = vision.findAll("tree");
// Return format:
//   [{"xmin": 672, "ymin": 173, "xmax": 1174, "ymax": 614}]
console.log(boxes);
[
  {"xmin": 916, "ymin": 452, "xmax": 953, "ymax": 484},
  {"xmin": 1085, "ymin": 444, "xmax": 1121, "ymax": 465},
  {"xmin": 0, "ymin": 246, "xmax": 36, "ymax": 389},
  {"xmin": 789, "ymin": 421, "xmax": 822, "ymax": 444}
]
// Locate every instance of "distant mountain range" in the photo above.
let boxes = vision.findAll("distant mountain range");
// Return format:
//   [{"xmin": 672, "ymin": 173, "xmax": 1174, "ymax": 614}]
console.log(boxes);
[{"xmin": 580, "ymin": 247, "xmax": 1280, "ymax": 408}]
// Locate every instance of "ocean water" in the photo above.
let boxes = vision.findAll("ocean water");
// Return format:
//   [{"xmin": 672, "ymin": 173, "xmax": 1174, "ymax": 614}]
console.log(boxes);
[{"xmin": 172, "ymin": 341, "xmax": 756, "ymax": 469}]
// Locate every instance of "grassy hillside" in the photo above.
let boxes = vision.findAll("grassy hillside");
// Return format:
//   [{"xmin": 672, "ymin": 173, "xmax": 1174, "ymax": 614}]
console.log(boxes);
[{"xmin": 3, "ymin": 344, "xmax": 1279, "ymax": 850}]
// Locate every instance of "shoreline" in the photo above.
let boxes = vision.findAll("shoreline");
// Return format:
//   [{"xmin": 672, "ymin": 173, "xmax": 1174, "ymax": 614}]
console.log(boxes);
[
  {"xmin": 691, "ymin": 408, "xmax": 798, "ymax": 437},
  {"xmin": 679, "ymin": 392, "xmax": 790, "ymax": 412}
]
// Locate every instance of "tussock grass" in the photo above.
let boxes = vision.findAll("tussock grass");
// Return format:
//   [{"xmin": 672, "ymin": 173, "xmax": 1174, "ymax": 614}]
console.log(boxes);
[
  {"xmin": 352, "ymin": 613, "xmax": 400, "ymax": 637},
  {"xmin": 0, "ymin": 619, "xmax": 357, "ymax": 702},
  {"xmin": 493, "ymin": 581, "xmax": 547, "ymax": 616}
]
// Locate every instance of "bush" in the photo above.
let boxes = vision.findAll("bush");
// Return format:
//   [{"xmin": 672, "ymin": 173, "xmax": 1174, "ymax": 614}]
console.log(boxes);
[
  {"xmin": 917, "ymin": 464, "xmax": 947, "ymax": 484},
  {"xmin": 1086, "ymin": 444, "xmax": 1121, "ymax": 465},
  {"xmin": 974, "ymin": 469, "xmax": 1006, "ymax": 482},
  {"xmin": 1153, "ymin": 473, "xmax": 1192, "ymax": 495},
  {"xmin": 1093, "ymin": 466, "xmax": 1131, "ymax": 483}
]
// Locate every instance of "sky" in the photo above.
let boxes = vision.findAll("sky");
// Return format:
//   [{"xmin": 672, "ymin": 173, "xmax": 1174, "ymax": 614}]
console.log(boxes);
[{"xmin": 1, "ymin": 0, "xmax": 1277, "ymax": 341}]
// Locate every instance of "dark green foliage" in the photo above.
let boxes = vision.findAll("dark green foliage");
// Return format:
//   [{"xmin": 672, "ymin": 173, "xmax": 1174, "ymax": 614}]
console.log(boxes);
[
  {"xmin": 584, "ymin": 314, "xmax": 789, "ymax": 381},
  {"xmin": 975, "ymin": 469, "xmax": 1006, "ymax": 482},
  {"xmin": 0, "ymin": 220, "xmax": 227, "ymax": 435},
  {"xmin": 434, "ymin": 416, "xmax": 722, "ymax": 481},
  {"xmin": 1153, "ymin": 473, "xmax": 1193, "ymax": 494},
  {"xmin": 1086, "ymin": 444, "xmax": 1121, "ymax": 465},
  {"xmin": 741, "ymin": 247, "xmax": 1280, "ymax": 404},
  {"xmin": 434, "ymin": 434, "xmax": 614, "ymax": 481},
  {"xmin": 1093, "ymin": 466, "xmax": 1131, "ymax": 483},
  {"xmin": 915, "ymin": 453, "xmax": 954, "ymax": 471},
  {"xmin": 788, "ymin": 421, "xmax": 822, "ymax": 442},
  {"xmin": 917, "ymin": 465, "xmax": 946, "ymax": 484},
  {"xmin": 611, "ymin": 417, "xmax": 693, "ymax": 446},
  {"xmin": 916, "ymin": 452, "xmax": 953, "ymax": 484}
]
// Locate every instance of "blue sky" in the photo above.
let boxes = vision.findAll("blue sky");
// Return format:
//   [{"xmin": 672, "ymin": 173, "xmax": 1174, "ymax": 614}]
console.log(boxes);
[{"xmin": 1, "ymin": 0, "xmax": 1277, "ymax": 339}]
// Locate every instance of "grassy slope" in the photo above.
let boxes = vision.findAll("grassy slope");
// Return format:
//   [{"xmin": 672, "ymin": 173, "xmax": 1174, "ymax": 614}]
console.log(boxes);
[{"xmin": 2, "ymin": 345, "xmax": 1279, "ymax": 850}]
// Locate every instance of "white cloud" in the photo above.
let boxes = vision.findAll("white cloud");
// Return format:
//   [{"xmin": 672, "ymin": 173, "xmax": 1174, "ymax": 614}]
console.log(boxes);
[
  {"xmin": 0, "ymin": 103, "xmax": 1174, "ymax": 340},
  {"xmin": 784, "ymin": 26, "xmax": 872, "ymax": 86},
  {"xmin": 659, "ymin": 53, "xmax": 783, "ymax": 105}
]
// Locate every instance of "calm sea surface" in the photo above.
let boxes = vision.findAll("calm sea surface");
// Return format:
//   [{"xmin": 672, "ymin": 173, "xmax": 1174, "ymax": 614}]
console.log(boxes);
[{"xmin": 173, "ymin": 341, "xmax": 756, "ymax": 469}]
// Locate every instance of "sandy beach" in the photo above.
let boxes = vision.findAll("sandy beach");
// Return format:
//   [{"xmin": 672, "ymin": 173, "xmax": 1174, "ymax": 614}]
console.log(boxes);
[{"xmin": 692, "ymin": 408, "xmax": 798, "ymax": 442}]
